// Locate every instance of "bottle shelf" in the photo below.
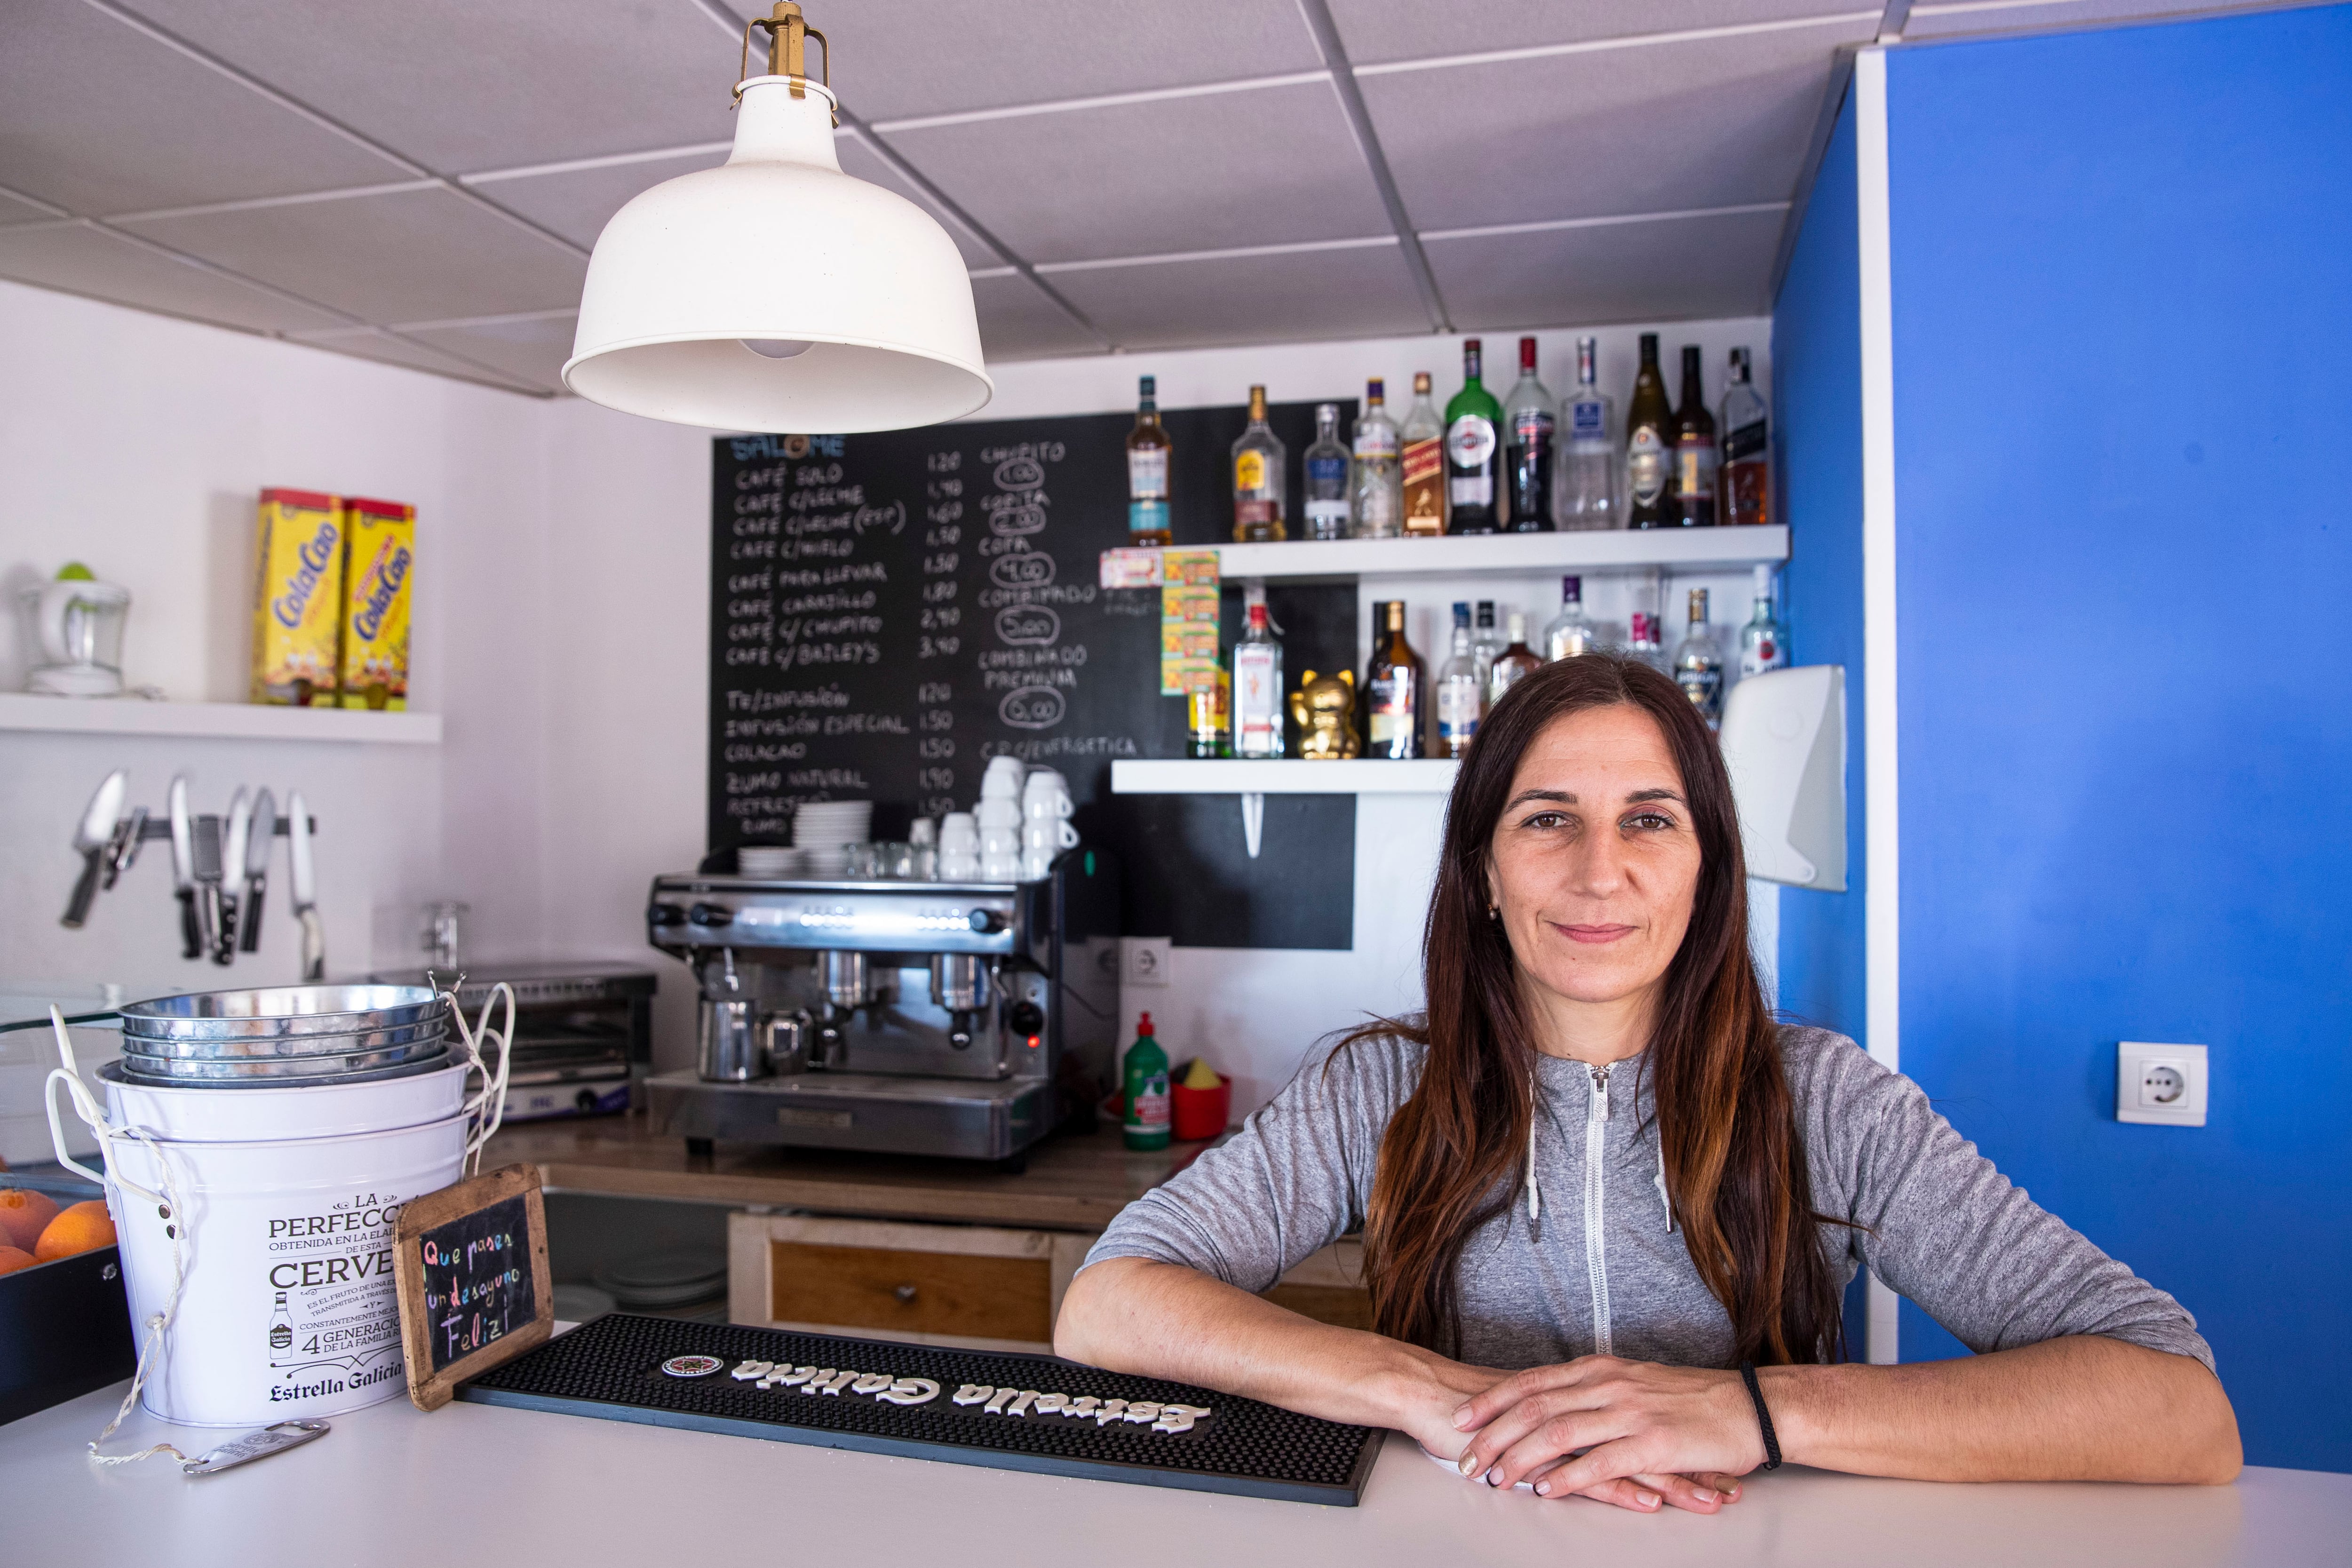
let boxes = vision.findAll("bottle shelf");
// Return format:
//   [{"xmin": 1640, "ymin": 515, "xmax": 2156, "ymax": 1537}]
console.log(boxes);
[
  {"xmin": 0, "ymin": 692, "xmax": 442, "ymax": 743},
  {"xmin": 1110, "ymin": 758, "xmax": 1458, "ymax": 795},
  {"xmin": 1204, "ymin": 525, "xmax": 1786, "ymax": 584}
]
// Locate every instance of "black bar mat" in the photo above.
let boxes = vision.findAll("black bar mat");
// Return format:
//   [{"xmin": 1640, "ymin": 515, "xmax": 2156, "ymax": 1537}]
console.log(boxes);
[{"xmin": 458, "ymin": 1313, "xmax": 1380, "ymax": 1506}]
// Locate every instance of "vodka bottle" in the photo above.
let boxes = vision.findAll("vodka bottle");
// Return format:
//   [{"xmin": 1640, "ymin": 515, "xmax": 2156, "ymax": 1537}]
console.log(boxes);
[
  {"xmin": 1720, "ymin": 347, "xmax": 1769, "ymax": 527},
  {"xmin": 1231, "ymin": 601, "xmax": 1284, "ymax": 756},
  {"xmin": 1739, "ymin": 563, "xmax": 1788, "ymax": 677},
  {"xmin": 1627, "ymin": 567, "xmax": 1669, "ymax": 675},
  {"xmin": 1542, "ymin": 574, "xmax": 1597, "ymax": 660},
  {"xmin": 1674, "ymin": 588, "xmax": 1724, "ymax": 728},
  {"xmin": 1472, "ymin": 601, "xmax": 1503, "ymax": 691},
  {"xmin": 1487, "ymin": 612, "xmax": 1542, "ymax": 708},
  {"xmin": 1557, "ymin": 335, "xmax": 1618, "ymax": 530},
  {"xmin": 1303, "ymin": 402, "xmax": 1351, "ymax": 541},
  {"xmin": 1231, "ymin": 384, "xmax": 1286, "ymax": 542},
  {"xmin": 1349, "ymin": 378, "xmax": 1403, "ymax": 538},
  {"xmin": 1502, "ymin": 335, "xmax": 1556, "ymax": 533},
  {"xmin": 1400, "ymin": 373, "xmax": 1446, "ymax": 535},
  {"xmin": 1436, "ymin": 609, "xmax": 1484, "ymax": 757}
]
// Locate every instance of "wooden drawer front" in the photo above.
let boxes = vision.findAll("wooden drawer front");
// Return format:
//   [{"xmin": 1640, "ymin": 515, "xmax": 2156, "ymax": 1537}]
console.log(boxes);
[{"xmin": 769, "ymin": 1240, "xmax": 1050, "ymax": 1343}]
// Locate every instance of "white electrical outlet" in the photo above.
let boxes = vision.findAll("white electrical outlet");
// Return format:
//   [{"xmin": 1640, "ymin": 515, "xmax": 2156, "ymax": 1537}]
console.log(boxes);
[
  {"xmin": 2116, "ymin": 1042, "xmax": 2207, "ymax": 1127},
  {"xmin": 1122, "ymin": 936, "xmax": 1171, "ymax": 989}
]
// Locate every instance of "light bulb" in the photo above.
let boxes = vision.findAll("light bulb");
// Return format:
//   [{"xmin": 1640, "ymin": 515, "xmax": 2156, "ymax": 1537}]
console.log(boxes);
[{"xmin": 741, "ymin": 338, "xmax": 815, "ymax": 359}]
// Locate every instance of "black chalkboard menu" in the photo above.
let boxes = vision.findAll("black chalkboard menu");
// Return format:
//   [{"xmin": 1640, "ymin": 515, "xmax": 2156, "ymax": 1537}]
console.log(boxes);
[
  {"xmin": 709, "ymin": 401, "xmax": 1361, "ymax": 950},
  {"xmin": 417, "ymin": 1194, "xmax": 535, "ymax": 1372},
  {"xmin": 394, "ymin": 1163, "xmax": 554, "ymax": 1411}
]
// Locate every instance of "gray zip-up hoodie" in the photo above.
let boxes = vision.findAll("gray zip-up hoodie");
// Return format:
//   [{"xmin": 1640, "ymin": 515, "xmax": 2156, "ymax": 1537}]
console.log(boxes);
[{"xmin": 1084, "ymin": 1026, "xmax": 2213, "ymax": 1372}]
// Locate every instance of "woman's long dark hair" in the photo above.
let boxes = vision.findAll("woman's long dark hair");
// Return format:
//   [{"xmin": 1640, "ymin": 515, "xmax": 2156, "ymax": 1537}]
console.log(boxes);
[{"xmin": 1347, "ymin": 653, "xmax": 1842, "ymax": 1366}]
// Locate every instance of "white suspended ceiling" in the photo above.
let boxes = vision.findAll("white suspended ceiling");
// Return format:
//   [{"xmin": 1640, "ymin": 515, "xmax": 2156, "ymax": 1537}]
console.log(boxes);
[{"xmin": 0, "ymin": 0, "xmax": 2301, "ymax": 396}]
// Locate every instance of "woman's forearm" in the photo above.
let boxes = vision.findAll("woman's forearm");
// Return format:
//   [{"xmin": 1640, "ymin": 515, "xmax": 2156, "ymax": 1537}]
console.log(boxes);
[
  {"xmin": 1055, "ymin": 1257, "xmax": 1494, "ymax": 1449},
  {"xmin": 1763, "ymin": 1336, "xmax": 2241, "ymax": 1484}
]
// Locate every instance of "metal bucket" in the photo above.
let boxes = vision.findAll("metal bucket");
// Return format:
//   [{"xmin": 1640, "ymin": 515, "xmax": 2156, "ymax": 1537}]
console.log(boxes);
[
  {"xmin": 116, "ymin": 1038, "xmax": 450, "ymax": 1082},
  {"xmin": 120, "ymin": 985, "xmax": 445, "ymax": 1042},
  {"xmin": 99, "ymin": 1060, "xmax": 469, "ymax": 1142}
]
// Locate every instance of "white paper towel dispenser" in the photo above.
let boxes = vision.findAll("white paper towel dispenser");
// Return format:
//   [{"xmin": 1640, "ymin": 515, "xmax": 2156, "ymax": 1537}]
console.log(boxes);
[{"xmin": 1718, "ymin": 664, "xmax": 1846, "ymax": 891}]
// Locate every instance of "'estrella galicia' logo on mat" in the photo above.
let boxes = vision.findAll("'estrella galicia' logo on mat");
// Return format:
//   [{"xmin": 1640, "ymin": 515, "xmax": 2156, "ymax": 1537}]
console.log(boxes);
[{"xmin": 661, "ymin": 1355, "xmax": 725, "ymax": 1378}]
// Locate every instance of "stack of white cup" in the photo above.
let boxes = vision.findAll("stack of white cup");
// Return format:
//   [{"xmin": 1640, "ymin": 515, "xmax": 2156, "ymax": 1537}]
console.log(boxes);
[
  {"xmin": 1021, "ymin": 768, "xmax": 1077, "ymax": 880},
  {"xmin": 938, "ymin": 812, "xmax": 979, "ymax": 881},
  {"xmin": 976, "ymin": 756, "xmax": 1025, "ymax": 882}
]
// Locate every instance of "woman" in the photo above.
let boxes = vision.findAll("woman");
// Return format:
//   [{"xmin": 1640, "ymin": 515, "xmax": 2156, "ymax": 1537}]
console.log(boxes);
[{"xmin": 1057, "ymin": 655, "xmax": 2237, "ymax": 1512}]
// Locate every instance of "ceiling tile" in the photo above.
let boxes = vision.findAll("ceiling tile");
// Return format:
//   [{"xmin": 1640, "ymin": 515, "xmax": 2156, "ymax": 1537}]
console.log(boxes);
[
  {"xmin": 1332, "ymin": 0, "xmax": 1873, "ymax": 65},
  {"xmin": 881, "ymin": 82, "xmax": 1389, "ymax": 265},
  {"xmin": 0, "ymin": 0, "xmax": 412, "ymax": 214},
  {"xmin": 1046, "ymin": 244, "xmax": 1430, "ymax": 352},
  {"xmin": 403, "ymin": 314, "xmax": 578, "ymax": 391},
  {"xmin": 809, "ymin": 0, "xmax": 1323, "ymax": 124},
  {"xmin": 1900, "ymin": 0, "xmax": 2280, "ymax": 40},
  {"xmin": 106, "ymin": 0, "xmax": 740, "ymax": 175},
  {"xmin": 0, "ymin": 189, "xmax": 67, "ymax": 226},
  {"xmin": 1424, "ymin": 206, "xmax": 1786, "ymax": 328},
  {"xmin": 118, "ymin": 188, "xmax": 588, "ymax": 324},
  {"xmin": 837, "ymin": 135, "xmax": 1003, "ymax": 269},
  {"xmin": 286, "ymin": 326, "xmax": 547, "ymax": 393},
  {"xmin": 0, "ymin": 222, "xmax": 346, "ymax": 333},
  {"xmin": 467, "ymin": 150, "xmax": 727, "ymax": 252},
  {"xmin": 972, "ymin": 273, "xmax": 1106, "ymax": 362},
  {"xmin": 1361, "ymin": 23, "xmax": 1870, "ymax": 233}
]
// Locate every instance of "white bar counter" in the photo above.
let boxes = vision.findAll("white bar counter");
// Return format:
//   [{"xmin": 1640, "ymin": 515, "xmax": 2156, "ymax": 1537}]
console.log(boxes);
[{"xmin": 5, "ymin": 1366, "xmax": 2344, "ymax": 1566}]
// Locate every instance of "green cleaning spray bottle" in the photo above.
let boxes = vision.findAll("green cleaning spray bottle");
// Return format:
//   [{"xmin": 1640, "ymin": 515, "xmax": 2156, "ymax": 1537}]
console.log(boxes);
[{"xmin": 1122, "ymin": 1011, "xmax": 1171, "ymax": 1151}]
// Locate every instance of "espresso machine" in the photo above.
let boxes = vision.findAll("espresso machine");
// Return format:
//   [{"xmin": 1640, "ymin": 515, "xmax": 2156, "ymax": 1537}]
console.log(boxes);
[{"xmin": 643, "ymin": 848, "xmax": 1120, "ymax": 1164}]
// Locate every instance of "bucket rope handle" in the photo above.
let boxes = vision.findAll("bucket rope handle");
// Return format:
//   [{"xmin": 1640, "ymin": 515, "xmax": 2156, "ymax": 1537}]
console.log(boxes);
[
  {"xmin": 42, "ymin": 1007, "xmax": 193, "ymax": 1466},
  {"xmin": 442, "ymin": 981, "xmax": 515, "ymax": 1175}
]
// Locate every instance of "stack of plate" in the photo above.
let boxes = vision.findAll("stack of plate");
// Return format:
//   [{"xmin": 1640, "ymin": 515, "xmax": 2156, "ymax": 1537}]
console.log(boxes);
[
  {"xmin": 792, "ymin": 801, "xmax": 872, "ymax": 878},
  {"xmin": 737, "ymin": 845, "xmax": 801, "ymax": 877},
  {"xmin": 116, "ymin": 985, "xmax": 450, "ymax": 1089}
]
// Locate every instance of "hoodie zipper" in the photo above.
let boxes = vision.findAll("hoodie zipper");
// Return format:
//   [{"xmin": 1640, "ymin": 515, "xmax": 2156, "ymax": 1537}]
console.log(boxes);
[{"xmin": 1584, "ymin": 1063, "xmax": 1614, "ymax": 1357}]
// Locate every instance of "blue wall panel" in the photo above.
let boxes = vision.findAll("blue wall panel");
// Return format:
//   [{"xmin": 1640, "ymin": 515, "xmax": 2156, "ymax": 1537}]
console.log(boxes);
[
  {"xmin": 1772, "ymin": 88, "xmax": 1868, "ymax": 1049},
  {"xmin": 1887, "ymin": 7, "xmax": 2352, "ymax": 1470}
]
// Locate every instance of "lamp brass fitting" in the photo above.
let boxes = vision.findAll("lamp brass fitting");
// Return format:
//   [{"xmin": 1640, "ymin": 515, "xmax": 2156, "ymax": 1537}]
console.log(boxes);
[{"xmin": 738, "ymin": 1, "xmax": 831, "ymax": 109}]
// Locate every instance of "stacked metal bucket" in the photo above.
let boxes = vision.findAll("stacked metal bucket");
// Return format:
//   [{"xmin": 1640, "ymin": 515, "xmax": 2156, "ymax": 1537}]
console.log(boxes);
[{"xmin": 113, "ymin": 984, "xmax": 448, "ymax": 1086}]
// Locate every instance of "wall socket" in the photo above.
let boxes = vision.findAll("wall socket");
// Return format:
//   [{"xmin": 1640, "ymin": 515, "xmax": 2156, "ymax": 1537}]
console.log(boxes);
[
  {"xmin": 2116, "ymin": 1041, "xmax": 2207, "ymax": 1127},
  {"xmin": 1122, "ymin": 936, "xmax": 1171, "ymax": 989}
]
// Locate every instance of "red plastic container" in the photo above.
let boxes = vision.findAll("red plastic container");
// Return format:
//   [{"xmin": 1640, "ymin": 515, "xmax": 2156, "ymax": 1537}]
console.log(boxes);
[{"xmin": 1170, "ymin": 1063, "xmax": 1232, "ymax": 1142}]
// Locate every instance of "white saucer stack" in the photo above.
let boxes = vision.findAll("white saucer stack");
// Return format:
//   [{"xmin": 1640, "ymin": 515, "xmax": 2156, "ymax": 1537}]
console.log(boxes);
[
  {"xmin": 737, "ymin": 845, "xmax": 801, "ymax": 877},
  {"xmin": 793, "ymin": 801, "xmax": 873, "ymax": 878}
]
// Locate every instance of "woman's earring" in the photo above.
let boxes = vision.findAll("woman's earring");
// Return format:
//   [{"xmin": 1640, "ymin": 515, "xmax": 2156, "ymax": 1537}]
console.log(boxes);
[{"xmin": 1486, "ymin": 905, "xmax": 1501, "ymax": 922}]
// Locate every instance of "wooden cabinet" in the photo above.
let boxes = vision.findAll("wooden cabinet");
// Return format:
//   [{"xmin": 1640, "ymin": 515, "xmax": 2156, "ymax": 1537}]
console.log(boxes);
[{"xmin": 729, "ymin": 1213, "xmax": 1370, "ymax": 1350}]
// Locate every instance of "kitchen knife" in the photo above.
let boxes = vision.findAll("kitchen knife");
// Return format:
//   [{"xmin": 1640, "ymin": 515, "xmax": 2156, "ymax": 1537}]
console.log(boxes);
[
  {"xmin": 169, "ymin": 776, "xmax": 199, "ymax": 960},
  {"xmin": 217, "ymin": 788, "xmax": 250, "ymax": 964},
  {"xmin": 239, "ymin": 789, "xmax": 276, "ymax": 954},
  {"xmin": 193, "ymin": 814, "xmax": 224, "ymax": 962},
  {"xmin": 103, "ymin": 804, "xmax": 148, "ymax": 890},
  {"xmin": 289, "ymin": 790, "xmax": 324, "ymax": 982},
  {"xmin": 60, "ymin": 769, "xmax": 126, "ymax": 929}
]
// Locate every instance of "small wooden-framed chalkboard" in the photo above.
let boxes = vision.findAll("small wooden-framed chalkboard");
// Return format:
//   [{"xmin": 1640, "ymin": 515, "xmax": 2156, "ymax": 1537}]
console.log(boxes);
[{"xmin": 393, "ymin": 1162, "xmax": 554, "ymax": 1411}]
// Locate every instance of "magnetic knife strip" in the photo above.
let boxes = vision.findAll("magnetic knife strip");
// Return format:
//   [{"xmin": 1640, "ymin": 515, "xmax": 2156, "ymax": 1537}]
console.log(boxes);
[{"xmin": 459, "ymin": 1313, "xmax": 1382, "ymax": 1505}]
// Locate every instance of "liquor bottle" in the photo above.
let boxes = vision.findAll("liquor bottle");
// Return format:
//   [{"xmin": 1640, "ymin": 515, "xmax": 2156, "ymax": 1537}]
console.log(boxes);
[
  {"xmin": 1232, "ymin": 600, "xmax": 1284, "ymax": 756},
  {"xmin": 1350, "ymin": 378, "xmax": 1403, "ymax": 538},
  {"xmin": 1557, "ymin": 335, "xmax": 1617, "ymax": 531},
  {"xmin": 1674, "ymin": 587, "xmax": 1724, "ymax": 728},
  {"xmin": 1186, "ymin": 659, "xmax": 1230, "ymax": 757},
  {"xmin": 1502, "ymin": 336, "xmax": 1556, "ymax": 533},
  {"xmin": 1624, "ymin": 333, "xmax": 1673, "ymax": 529},
  {"xmin": 1231, "ymin": 384, "xmax": 1286, "ymax": 542},
  {"xmin": 1671, "ymin": 345, "xmax": 1718, "ymax": 527},
  {"xmin": 1444, "ymin": 340, "xmax": 1504, "ymax": 534},
  {"xmin": 1359, "ymin": 601, "xmax": 1393, "ymax": 755},
  {"xmin": 1541, "ymin": 574, "xmax": 1597, "ymax": 661},
  {"xmin": 1435, "ymin": 605, "xmax": 1484, "ymax": 758},
  {"xmin": 1400, "ymin": 373, "xmax": 1446, "ymax": 536},
  {"xmin": 1121, "ymin": 1012, "xmax": 1171, "ymax": 1151},
  {"xmin": 1366, "ymin": 601, "xmax": 1425, "ymax": 759},
  {"xmin": 1487, "ymin": 612, "xmax": 1542, "ymax": 708},
  {"xmin": 1472, "ymin": 601, "xmax": 1503, "ymax": 691},
  {"xmin": 1739, "ymin": 563, "xmax": 1788, "ymax": 677},
  {"xmin": 1303, "ymin": 402, "xmax": 1351, "ymax": 541},
  {"xmin": 1720, "ymin": 347, "xmax": 1769, "ymax": 527},
  {"xmin": 1126, "ymin": 374, "xmax": 1172, "ymax": 546},
  {"xmin": 1627, "ymin": 567, "xmax": 1669, "ymax": 675},
  {"xmin": 269, "ymin": 1290, "xmax": 293, "ymax": 1353}
]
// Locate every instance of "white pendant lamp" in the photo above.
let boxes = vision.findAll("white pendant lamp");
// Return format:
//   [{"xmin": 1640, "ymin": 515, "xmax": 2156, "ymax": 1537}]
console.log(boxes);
[{"xmin": 563, "ymin": 3, "xmax": 992, "ymax": 432}]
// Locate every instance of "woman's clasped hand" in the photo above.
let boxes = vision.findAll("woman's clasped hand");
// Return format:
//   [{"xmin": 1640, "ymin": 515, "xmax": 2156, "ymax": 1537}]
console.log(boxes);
[{"xmin": 1446, "ymin": 1356, "xmax": 1764, "ymax": 1513}]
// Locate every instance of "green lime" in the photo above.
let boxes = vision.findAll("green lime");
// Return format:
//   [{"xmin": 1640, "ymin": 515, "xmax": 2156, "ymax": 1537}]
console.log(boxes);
[{"xmin": 56, "ymin": 561, "xmax": 95, "ymax": 581}]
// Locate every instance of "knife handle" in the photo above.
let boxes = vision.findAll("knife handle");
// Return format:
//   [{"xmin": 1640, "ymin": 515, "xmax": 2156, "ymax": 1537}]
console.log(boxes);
[
  {"xmin": 61, "ymin": 849, "xmax": 103, "ymax": 930},
  {"xmin": 199, "ymin": 884, "xmax": 222, "ymax": 962},
  {"xmin": 239, "ymin": 886, "xmax": 267, "ymax": 953},
  {"xmin": 215, "ymin": 896, "xmax": 238, "ymax": 965},
  {"xmin": 177, "ymin": 887, "xmax": 202, "ymax": 960}
]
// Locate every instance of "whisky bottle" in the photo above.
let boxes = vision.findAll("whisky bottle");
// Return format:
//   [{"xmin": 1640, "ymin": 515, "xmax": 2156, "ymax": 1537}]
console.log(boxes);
[
  {"xmin": 1674, "ymin": 587, "xmax": 1724, "ymax": 728},
  {"xmin": 1444, "ymin": 340, "xmax": 1503, "ymax": 534},
  {"xmin": 1502, "ymin": 336, "xmax": 1556, "ymax": 533},
  {"xmin": 1126, "ymin": 374, "xmax": 1172, "ymax": 547},
  {"xmin": 1366, "ymin": 601, "xmax": 1425, "ymax": 759},
  {"xmin": 1557, "ymin": 335, "xmax": 1618, "ymax": 530},
  {"xmin": 1541, "ymin": 574, "xmax": 1597, "ymax": 661},
  {"xmin": 1400, "ymin": 373, "xmax": 1446, "ymax": 536},
  {"xmin": 1435, "ymin": 606, "xmax": 1484, "ymax": 758},
  {"xmin": 1487, "ymin": 612, "xmax": 1542, "ymax": 708},
  {"xmin": 1349, "ymin": 379, "xmax": 1403, "ymax": 538},
  {"xmin": 1625, "ymin": 333, "xmax": 1673, "ymax": 529},
  {"xmin": 1738, "ymin": 564, "xmax": 1788, "ymax": 677},
  {"xmin": 1232, "ymin": 601, "xmax": 1284, "ymax": 756},
  {"xmin": 1186, "ymin": 658, "xmax": 1230, "ymax": 757},
  {"xmin": 1720, "ymin": 348, "xmax": 1769, "ymax": 527},
  {"xmin": 1231, "ymin": 385, "xmax": 1287, "ymax": 542},
  {"xmin": 1303, "ymin": 402, "xmax": 1351, "ymax": 541},
  {"xmin": 1671, "ymin": 346, "xmax": 1718, "ymax": 527}
]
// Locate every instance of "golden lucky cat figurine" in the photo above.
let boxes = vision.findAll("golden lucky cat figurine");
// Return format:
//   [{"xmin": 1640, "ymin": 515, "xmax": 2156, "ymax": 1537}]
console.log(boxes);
[{"xmin": 1289, "ymin": 668, "xmax": 1360, "ymax": 759}]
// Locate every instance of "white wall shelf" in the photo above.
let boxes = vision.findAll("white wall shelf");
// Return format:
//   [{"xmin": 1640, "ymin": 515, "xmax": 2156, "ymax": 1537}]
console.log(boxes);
[
  {"xmin": 0, "ymin": 693, "xmax": 441, "ymax": 744},
  {"xmin": 1112, "ymin": 758, "xmax": 1456, "ymax": 795},
  {"xmin": 1206, "ymin": 526, "xmax": 1786, "ymax": 584}
]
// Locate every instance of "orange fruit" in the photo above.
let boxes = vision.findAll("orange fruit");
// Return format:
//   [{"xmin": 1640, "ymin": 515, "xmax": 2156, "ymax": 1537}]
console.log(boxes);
[
  {"xmin": 0, "ymin": 1188, "xmax": 59, "ymax": 1250},
  {"xmin": 0, "ymin": 1244, "xmax": 37, "ymax": 1276},
  {"xmin": 34, "ymin": 1200, "xmax": 115, "ymax": 1262}
]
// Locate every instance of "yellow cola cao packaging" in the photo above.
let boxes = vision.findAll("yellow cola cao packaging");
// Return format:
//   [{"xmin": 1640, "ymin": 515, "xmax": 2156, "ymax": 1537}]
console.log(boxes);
[
  {"xmin": 340, "ymin": 497, "xmax": 413, "ymax": 710},
  {"xmin": 251, "ymin": 487, "xmax": 344, "ymax": 706}
]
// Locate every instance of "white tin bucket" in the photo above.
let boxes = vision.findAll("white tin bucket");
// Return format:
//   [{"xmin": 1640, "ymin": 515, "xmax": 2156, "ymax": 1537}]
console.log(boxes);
[
  {"xmin": 101, "ymin": 1115, "xmax": 468, "ymax": 1426},
  {"xmin": 100, "ymin": 1061, "xmax": 468, "ymax": 1143}
]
